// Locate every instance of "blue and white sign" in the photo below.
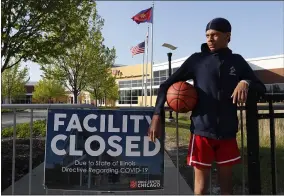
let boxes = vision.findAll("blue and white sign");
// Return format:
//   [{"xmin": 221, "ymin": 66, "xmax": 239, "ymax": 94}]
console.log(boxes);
[{"xmin": 44, "ymin": 109, "xmax": 165, "ymax": 191}]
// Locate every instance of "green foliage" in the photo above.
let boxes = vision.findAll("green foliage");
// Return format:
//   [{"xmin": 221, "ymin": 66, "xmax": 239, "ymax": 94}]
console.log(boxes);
[
  {"xmin": 32, "ymin": 79, "xmax": 67, "ymax": 103},
  {"xmin": 1, "ymin": 109, "xmax": 25, "ymax": 113},
  {"xmin": 102, "ymin": 74, "xmax": 119, "ymax": 101},
  {"xmin": 88, "ymin": 68, "xmax": 118, "ymax": 103},
  {"xmin": 1, "ymin": 63, "xmax": 30, "ymax": 103},
  {"xmin": 1, "ymin": 120, "xmax": 46, "ymax": 138},
  {"xmin": 86, "ymin": 32, "xmax": 117, "ymax": 104},
  {"xmin": 41, "ymin": 8, "xmax": 117, "ymax": 104},
  {"xmin": 1, "ymin": 0, "xmax": 97, "ymax": 72}
]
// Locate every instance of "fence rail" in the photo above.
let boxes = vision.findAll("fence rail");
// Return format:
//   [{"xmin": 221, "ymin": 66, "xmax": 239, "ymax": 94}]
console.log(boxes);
[
  {"xmin": 2, "ymin": 103, "xmax": 284, "ymax": 110},
  {"xmin": 1, "ymin": 94, "xmax": 284, "ymax": 195}
]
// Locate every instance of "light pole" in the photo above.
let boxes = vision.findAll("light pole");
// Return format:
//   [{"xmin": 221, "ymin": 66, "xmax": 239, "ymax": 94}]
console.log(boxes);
[{"xmin": 162, "ymin": 43, "xmax": 177, "ymax": 122}]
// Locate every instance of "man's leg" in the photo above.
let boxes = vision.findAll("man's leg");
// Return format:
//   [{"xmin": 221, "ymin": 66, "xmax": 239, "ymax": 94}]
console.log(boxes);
[
  {"xmin": 217, "ymin": 165, "xmax": 233, "ymax": 194},
  {"xmin": 187, "ymin": 134, "xmax": 215, "ymax": 195},
  {"xmin": 194, "ymin": 166, "xmax": 211, "ymax": 195},
  {"xmin": 215, "ymin": 138, "xmax": 241, "ymax": 195}
]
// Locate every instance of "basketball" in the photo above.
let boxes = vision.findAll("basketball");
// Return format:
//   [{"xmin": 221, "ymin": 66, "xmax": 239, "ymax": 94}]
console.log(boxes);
[{"xmin": 166, "ymin": 81, "xmax": 198, "ymax": 113}]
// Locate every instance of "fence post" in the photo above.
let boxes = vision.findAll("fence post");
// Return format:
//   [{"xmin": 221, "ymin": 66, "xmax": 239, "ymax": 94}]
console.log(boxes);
[
  {"xmin": 268, "ymin": 95, "xmax": 277, "ymax": 195},
  {"xmin": 245, "ymin": 91, "xmax": 261, "ymax": 194},
  {"xmin": 160, "ymin": 108, "xmax": 166, "ymax": 190}
]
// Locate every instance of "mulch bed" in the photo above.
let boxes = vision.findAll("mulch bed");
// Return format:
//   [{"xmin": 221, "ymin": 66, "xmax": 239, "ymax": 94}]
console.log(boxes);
[{"xmin": 1, "ymin": 138, "xmax": 46, "ymax": 191}]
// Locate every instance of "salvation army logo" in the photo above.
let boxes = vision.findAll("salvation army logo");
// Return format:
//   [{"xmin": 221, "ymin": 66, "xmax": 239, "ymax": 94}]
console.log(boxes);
[{"xmin": 130, "ymin": 180, "xmax": 137, "ymax": 188}]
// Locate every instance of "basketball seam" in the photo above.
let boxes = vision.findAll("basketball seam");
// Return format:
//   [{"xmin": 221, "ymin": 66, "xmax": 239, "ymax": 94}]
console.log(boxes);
[
  {"xmin": 172, "ymin": 83, "xmax": 180, "ymax": 91},
  {"xmin": 172, "ymin": 82, "xmax": 193, "ymax": 92},
  {"xmin": 181, "ymin": 98, "xmax": 191, "ymax": 111},
  {"xmin": 167, "ymin": 98, "xmax": 195, "ymax": 112},
  {"xmin": 173, "ymin": 87, "xmax": 191, "ymax": 92},
  {"xmin": 167, "ymin": 93, "xmax": 198, "ymax": 99},
  {"xmin": 167, "ymin": 97, "xmax": 175, "ymax": 106}
]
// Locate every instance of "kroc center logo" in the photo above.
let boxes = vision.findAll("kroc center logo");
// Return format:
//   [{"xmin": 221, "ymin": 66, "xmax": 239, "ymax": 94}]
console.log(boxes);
[
  {"xmin": 129, "ymin": 180, "xmax": 161, "ymax": 189},
  {"xmin": 130, "ymin": 180, "xmax": 137, "ymax": 189}
]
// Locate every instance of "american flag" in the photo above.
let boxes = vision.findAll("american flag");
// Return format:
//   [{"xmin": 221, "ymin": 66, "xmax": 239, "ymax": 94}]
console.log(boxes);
[{"xmin": 130, "ymin": 41, "xmax": 145, "ymax": 56}]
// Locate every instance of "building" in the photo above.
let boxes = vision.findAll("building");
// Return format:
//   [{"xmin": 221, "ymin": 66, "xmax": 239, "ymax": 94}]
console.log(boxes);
[
  {"xmin": 9, "ymin": 54, "xmax": 283, "ymax": 105},
  {"xmin": 11, "ymin": 82, "xmax": 93, "ymax": 105},
  {"xmin": 112, "ymin": 54, "xmax": 284, "ymax": 107}
]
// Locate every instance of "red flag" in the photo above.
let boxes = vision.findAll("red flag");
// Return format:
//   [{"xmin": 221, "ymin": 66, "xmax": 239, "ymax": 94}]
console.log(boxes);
[{"xmin": 131, "ymin": 7, "xmax": 153, "ymax": 24}]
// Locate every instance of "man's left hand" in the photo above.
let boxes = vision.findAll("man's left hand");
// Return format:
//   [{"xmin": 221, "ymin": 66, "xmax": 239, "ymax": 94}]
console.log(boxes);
[{"xmin": 231, "ymin": 81, "xmax": 249, "ymax": 106}]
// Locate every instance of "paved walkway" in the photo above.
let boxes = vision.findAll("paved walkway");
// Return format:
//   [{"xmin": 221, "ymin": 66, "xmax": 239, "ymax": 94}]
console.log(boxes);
[
  {"xmin": 1, "ymin": 110, "xmax": 47, "ymax": 129},
  {"xmin": 2, "ymin": 152, "xmax": 193, "ymax": 195}
]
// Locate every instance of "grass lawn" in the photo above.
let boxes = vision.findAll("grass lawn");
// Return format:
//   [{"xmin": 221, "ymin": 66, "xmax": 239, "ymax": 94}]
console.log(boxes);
[
  {"xmin": 164, "ymin": 111, "xmax": 284, "ymax": 195},
  {"xmin": 1, "ymin": 109, "xmax": 25, "ymax": 113}
]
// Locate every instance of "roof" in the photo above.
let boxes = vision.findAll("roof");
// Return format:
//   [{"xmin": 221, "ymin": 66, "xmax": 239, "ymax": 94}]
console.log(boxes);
[
  {"xmin": 26, "ymin": 81, "xmax": 37, "ymax": 86},
  {"xmin": 112, "ymin": 64, "xmax": 128, "ymax": 67}
]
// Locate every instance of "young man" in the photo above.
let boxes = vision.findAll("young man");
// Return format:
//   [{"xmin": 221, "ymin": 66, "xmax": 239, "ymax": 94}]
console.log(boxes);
[{"xmin": 148, "ymin": 18, "xmax": 266, "ymax": 195}]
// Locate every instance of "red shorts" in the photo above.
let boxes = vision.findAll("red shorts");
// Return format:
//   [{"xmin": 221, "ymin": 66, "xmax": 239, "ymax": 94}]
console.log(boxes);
[{"xmin": 187, "ymin": 134, "xmax": 241, "ymax": 168}]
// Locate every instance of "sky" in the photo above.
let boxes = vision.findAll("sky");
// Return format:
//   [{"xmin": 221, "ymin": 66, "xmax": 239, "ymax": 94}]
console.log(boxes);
[{"xmin": 25, "ymin": 1, "xmax": 284, "ymax": 82}]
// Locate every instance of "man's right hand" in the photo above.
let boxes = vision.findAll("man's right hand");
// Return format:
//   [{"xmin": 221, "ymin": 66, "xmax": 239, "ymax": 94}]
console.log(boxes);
[{"xmin": 148, "ymin": 114, "xmax": 162, "ymax": 142}]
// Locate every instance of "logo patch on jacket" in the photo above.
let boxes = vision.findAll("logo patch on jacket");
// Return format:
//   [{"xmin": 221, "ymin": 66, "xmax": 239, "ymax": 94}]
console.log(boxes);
[{"xmin": 229, "ymin": 66, "xmax": 236, "ymax": 76}]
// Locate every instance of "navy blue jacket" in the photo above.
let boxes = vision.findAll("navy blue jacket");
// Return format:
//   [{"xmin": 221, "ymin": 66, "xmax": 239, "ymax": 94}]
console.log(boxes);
[{"xmin": 154, "ymin": 43, "xmax": 266, "ymax": 139}]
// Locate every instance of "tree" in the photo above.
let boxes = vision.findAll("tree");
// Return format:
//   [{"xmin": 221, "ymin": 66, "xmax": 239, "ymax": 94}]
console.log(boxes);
[
  {"xmin": 87, "ymin": 49, "xmax": 116, "ymax": 106},
  {"xmin": 32, "ymin": 79, "xmax": 67, "ymax": 103},
  {"xmin": 1, "ymin": 0, "xmax": 97, "ymax": 72},
  {"xmin": 41, "ymin": 10, "xmax": 116, "ymax": 104},
  {"xmin": 88, "ymin": 67, "xmax": 106, "ymax": 106},
  {"xmin": 1, "ymin": 63, "xmax": 29, "ymax": 103},
  {"xmin": 88, "ymin": 70, "xmax": 117, "ymax": 106},
  {"xmin": 102, "ymin": 74, "xmax": 119, "ymax": 106}
]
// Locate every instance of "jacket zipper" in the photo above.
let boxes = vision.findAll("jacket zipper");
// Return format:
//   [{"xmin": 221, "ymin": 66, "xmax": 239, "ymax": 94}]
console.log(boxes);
[{"xmin": 216, "ymin": 59, "xmax": 223, "ymax": 140}]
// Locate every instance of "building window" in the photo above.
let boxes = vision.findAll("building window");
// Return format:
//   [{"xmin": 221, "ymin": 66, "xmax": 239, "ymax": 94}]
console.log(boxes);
[
  {"xmin": 119, "ymin": 80, "xmax": 145, "ymax": 88},
  {"xmin": 131, "ymin": 80, "xmax": 142, "ymax": 87},
  {"xmin": 12, "ymin": 95, "xmax": 32, "ymax": 104},
  {"xmin": 118, "ymin": 68, "xmax": 182, "ymax": 89},
  {"xmin": 153, "ymin": 70, "xmax": 168, "ymax": 86},
  {"xmin": 118, "ymin": 80, "xmax": 131, "ymax": 88},
  {"xmin": 153, "ymin": 88, "xmax": 158, "ymax": 96},
  {"xmin": 265, "ymin": 83, "xmax": 284, "ymax": 94},
  {"xmin": 173, "ymin": 67, "xmax": 178, "ymax": 74},
  {"xmin": 152, "ymin": 68, "xmax": 179, "ymax": 86},
  {"xmin": 118, "ymin": 89, "xmax": 142, "ymax": 105}
]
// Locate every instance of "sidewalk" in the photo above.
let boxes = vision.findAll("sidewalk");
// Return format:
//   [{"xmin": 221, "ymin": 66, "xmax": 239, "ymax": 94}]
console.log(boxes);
[{"xmin": 2, "ymin": 152, "xmax": 193, "ymax": 195}]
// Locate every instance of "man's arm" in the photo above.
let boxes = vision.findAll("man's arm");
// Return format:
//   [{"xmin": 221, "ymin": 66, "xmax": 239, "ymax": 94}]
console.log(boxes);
[
  {"xmin": 235, "ymin": 54, "xmax": 266, "ymax": 95},
  {"xmin": 153, "ymin": 53, "xmax": 198, "ymax": 115}
]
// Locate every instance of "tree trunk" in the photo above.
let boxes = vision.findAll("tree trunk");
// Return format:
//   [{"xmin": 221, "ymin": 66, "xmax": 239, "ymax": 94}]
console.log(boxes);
[
  {"xmin": 7, "ymin": 87, "xmax": 12, "ymax": 104},
  {"xmin": 4, "ymin": 97, "xmax": 9, "ymax": 104},
  {"xmin": 8, "ymin": 95, "xmax": 12, "ymax": 104},
  {"xmin": 94, "ymin": 89, "xmax": 98, "ymax": 107},
  {"xmin": 104, "ymin": 93, "xmax": 107, "ymax": 107},
  {"xmin": 73, "ymin": 90, "xmax": 78, "ymax": 104}
]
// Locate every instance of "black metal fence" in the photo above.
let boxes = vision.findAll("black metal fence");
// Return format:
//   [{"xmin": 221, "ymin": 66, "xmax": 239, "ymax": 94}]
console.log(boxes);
[
  {"xmin": 163, "ymin": 92, "xmax": 284, "ymax": 195},
  {"xmin": 245, "ymin": 93, "xmax": 284, "ymax": 195},
  {"xmin": 2, "ymin": 93, "xmax": 283, "ymax": 195}
]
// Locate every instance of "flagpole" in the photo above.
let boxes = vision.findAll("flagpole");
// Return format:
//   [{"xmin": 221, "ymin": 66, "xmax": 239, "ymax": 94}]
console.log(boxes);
[
  {"xmin": 150, "ymin": 1, "xmax": 154, "ymax": 107},
  {"xmin": 142, "ymin": 48, "xmax": 145, "ymax": 106},
  {"xmin": 145, "ymin": 25, "xmax": 150, "ymax": 107}
]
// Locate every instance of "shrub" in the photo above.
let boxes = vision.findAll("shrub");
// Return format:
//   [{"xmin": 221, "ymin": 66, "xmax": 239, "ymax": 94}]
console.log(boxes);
[
  {"xmin": 1, "ymin": 120, "xmax": 46, "ymax": 139},
  {"xmin": 1, "ymin": 109, "xmax": 25, "ymax": 113}
]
